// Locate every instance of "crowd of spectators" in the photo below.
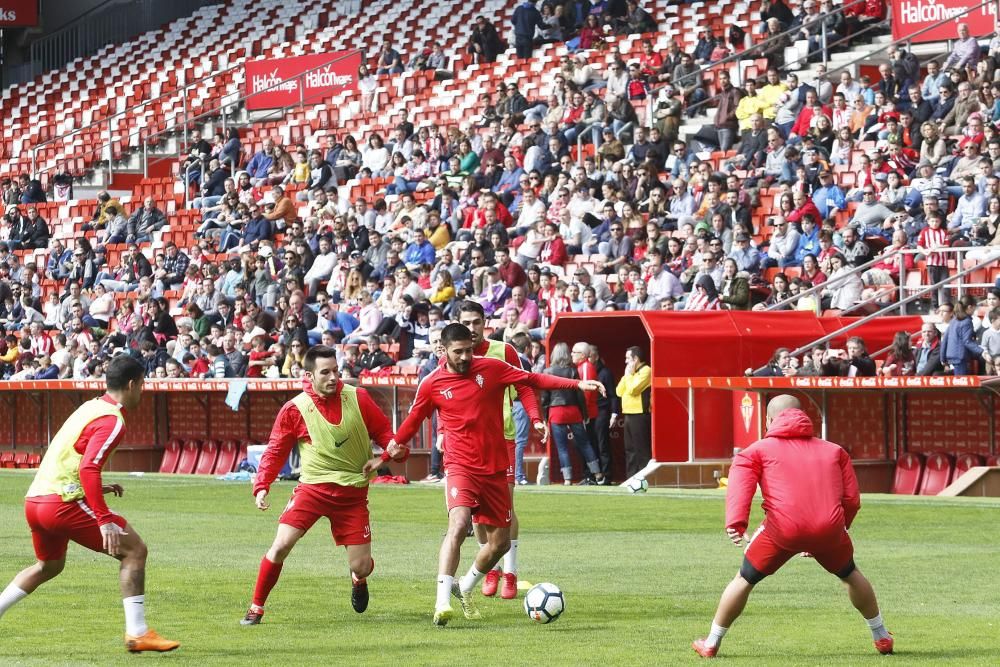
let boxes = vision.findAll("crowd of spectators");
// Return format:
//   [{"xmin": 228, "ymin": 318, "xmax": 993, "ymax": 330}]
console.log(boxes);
[{"xmin": 3, "ymin": 0, "xmax": 1000, "ymax": 384}]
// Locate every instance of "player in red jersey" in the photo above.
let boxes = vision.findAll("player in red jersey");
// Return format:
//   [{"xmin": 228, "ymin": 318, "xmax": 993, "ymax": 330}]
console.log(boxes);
[
  {"xmin": 241, "ymin": 346, "xmax": 404, "ymax": 625},
  {"xmin": 0, "ymin": 355, "xmax": 179, "ymax": 653},
  {"xmin": 693, "ymin": 395, "xmax": 893, "ymax": 658},
  {"xmin": 456, "ymin": 301, "xmax": 546, "ymax": 600},
  {"xmin": 391, "ymin": 323, "xmax": 605, "ymax": 626}
]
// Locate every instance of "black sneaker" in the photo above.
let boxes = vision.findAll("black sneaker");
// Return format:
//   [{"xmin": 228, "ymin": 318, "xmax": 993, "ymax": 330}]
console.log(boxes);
[
  {"xmin": 576, "ymin": 478, "xmax": 596, "ymax": 486},
  {"xmin": 351, "ymin": 579, "xmax": 369, "ymax": 613},
  {"xmin": 240, "ymin": 606, "xmax": 264, "ymax": 625},
  {"xmin": 596, "ymin": 476, "xmax": 611, "ymax": 486}
]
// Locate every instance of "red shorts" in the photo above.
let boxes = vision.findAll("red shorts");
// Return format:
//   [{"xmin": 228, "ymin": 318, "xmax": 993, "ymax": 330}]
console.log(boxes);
[
  {"xmin": 24, "ymin": 498, "xmax": 128, "ymax": 562},
  {"xmin": 506, "ymin": 438, "xmax": 515, "ymax": 485},
  {"xmin": 744, "ymin": 523, "xmax": 855, "ymax": 578},
  {"xmin": 445, "ymin": 469, "xmax": 512, "ymax": 527},
  {"xmin": 278, "ymin": 482, "xmax": 371, "ymax": 546}
]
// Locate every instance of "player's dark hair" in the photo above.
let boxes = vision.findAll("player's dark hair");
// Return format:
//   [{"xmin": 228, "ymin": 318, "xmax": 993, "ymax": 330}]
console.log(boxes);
[
  {"xmin": 456, "ymin": 300, "xmax": 485, "ymax": 320},
  {"xmin": 441, "ymin": 323, "xmax": 473, "ymax": 347},
  {"xmin": 105, "ymin": 354, "xmax": 145, "ymax": 391},
  {"xmin": 303, "ymin": 345, "xmax": 336, "ymax": 372}
]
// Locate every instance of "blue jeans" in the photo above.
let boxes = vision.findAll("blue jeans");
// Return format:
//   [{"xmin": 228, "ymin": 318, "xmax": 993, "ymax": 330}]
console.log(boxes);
[
  {"xmin": 385, "ymin": 176, "xmax": 421, "ymax": 195},
  {"xmin": 551, "ymin": 421, "xmax": 600, "ymax": 480},
  {"xmin": 512, "ymin": 400, "xmax": 530, "ymax": 483}
]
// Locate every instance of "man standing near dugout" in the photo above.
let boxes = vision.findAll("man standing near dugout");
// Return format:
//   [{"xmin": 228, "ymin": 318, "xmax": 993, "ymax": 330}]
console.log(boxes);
[
  {"xmin": 693, "ymin": 395, "xmax": 893, "ymax": 658},
  {"xmin": 241, "ymin": 345, "xmax": 406, "ymax": 625},
  {"xmin": 0, "ymin": 355, "xmax": 179, "ymax": 653}
]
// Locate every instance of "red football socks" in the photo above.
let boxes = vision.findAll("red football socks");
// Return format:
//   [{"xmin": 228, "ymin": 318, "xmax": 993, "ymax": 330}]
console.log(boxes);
[{"xmin": 252, "ymin": 557, "xmax": 283, "ymax": 608}]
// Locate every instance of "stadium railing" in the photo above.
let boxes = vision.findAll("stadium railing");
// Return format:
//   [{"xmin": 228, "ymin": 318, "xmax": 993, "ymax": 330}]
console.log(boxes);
[
  {"xmin": 27, "ymin": 6, "xmax": 363, "ymax": 182},
  {"xmin": 752, "ymin": 253, "xmax": 1000, "ymax": 373},
  {"xmin": 643, "ymin": 0, "xmax": 869, "ymax": 127}
]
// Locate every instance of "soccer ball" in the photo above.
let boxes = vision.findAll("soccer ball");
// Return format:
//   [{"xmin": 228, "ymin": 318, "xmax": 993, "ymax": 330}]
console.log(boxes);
[
  {"xmin": 523, "ymin": 582, "xmax": 565, "ymax": 624},
  {"xmin": 626, "ymin": 477, "xmax": 649, "ymax": 493}
]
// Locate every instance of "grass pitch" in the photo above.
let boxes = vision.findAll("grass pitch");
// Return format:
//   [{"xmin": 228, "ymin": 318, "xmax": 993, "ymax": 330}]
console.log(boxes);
[{"xmin": 0, "ymin": 471, "xmax": 997, "ymax": 666}]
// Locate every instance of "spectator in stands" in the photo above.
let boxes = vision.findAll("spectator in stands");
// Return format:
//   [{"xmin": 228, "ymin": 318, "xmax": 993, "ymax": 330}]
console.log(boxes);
[
  {"xmin": 468, "ymin": 15, "xmax": 504, "ymax": 64},
  {"xmin": 542, "ymin": 342, "xmax": 606, "ymax": 485},
  {"xmin": 713, "ymin": 71, "xmax": 744, "ymax": 152},
  {"xmin": 21, "ymin": 207, "xmax": 49, "ymax": 250},
  {"xmin": 821, "ymin": 253, "xmax": 863, "ymax": 311},
  {"xmin": 880, "ymin": 331, "xmax": 916, "ymax": 376},
  {"xmin": 64, "ymin": 247, "xmax": 98, "ymax": 290},
  {"xmin": 17, "ymin": 174, "xmax": 45, "ymax": 205},
  {"xmin": 942, "ymin": 23, "xmax": 982, "ymax": 73},
  {"xmin": 941, "ymin": 295, "xmax": 983, "ymax": 375},
  {"xmin": 375, "ymin": 41, "xmax": 404, "ymax": 75},
  {"xmin": 753, "ymin": 271, "xmax": 793, "ymax": 311},
  {"xmin": 245, "ymin": 138, "xmax": 276, "ymax": 186},
  {"xmin": 673, "ymin": 53, "xmax": 706, "ymax": 118},
  {"xmin": 914, "ymin": 322, "xmax": 944, "ymax": 375},
  {"xmin": 839, "ymin": 226, "xmax": 872, "ymax": 267},
  {"xmin": 918, "ymin": 212, "xmax": 950, "ymax": 309},
  {"xmin": 765, "ymin": 216, "xmax": 800, "ymax": 268},
  {"xmin": 126, "ymin": 197, "xmax": 166, "ymax": 244},
  {"xmin": 719, "ymin": 258, "xmax": 751, "ymax": 310}
]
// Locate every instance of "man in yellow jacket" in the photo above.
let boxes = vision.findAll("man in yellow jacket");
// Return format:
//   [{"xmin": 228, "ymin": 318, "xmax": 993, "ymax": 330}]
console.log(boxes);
[{"xmin": 616, "ymin": 346, "xmax": 652, "ymax": 478}]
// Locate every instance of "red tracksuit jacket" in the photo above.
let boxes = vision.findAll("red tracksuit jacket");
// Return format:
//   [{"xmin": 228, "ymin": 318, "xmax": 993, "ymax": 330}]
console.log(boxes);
[{"xmin": 725, "ymin": 409, "xmax": 861, "ymax": 549}]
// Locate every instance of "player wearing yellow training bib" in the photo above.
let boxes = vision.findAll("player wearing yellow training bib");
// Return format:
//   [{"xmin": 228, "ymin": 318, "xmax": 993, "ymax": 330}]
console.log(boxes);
[{"xmin": 241, "ymin": 346, "xmax": 406, "ymax": 626}]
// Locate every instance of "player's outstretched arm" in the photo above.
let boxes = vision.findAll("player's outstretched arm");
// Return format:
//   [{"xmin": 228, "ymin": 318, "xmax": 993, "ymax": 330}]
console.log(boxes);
[
  {"xmin": 724, "ymin": 448, "xmax": 762, "ymax": 537},
  {"xmin": 253, "ymin": 403, "xmax": 301, "ymax": 499},
  {"xmin": 577, "ymin": 379, "xmax": 607, "ymax": 397}
]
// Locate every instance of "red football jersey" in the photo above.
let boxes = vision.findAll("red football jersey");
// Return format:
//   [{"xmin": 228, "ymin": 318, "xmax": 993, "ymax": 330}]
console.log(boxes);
[{"xmin": 395, "ymin": 356, "xmax": 582, "ymax": 474}]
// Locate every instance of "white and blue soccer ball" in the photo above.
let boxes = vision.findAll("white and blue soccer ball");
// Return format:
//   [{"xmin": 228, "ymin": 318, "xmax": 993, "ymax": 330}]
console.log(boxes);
[
  {"xmin": 523, "ymin": 582, "xmax": 565, "ymax": 624},
  {"xmin": 626, "ymin": 477, "xmax": 649, "ymax": 494}
]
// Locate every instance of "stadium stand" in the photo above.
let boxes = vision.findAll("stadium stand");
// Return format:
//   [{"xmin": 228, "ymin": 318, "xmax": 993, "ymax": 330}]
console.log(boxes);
[
  {"xmin": 0, "ymin": 0, "xmax": 998, "ymax": 418},
  {"xmin": 194, "ymin": 439, "xmax": 220, "ymax": 475},
  {"xmin": 213, "ymin": 438, "xmax": 241, "ymax": 474},
  {"xmin": 174, "ymin": 439, "xmax": 201, "ymax": 474}
]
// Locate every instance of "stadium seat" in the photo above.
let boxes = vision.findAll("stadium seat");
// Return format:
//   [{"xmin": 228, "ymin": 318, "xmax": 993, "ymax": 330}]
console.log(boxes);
[
  {"xmin": 158, "ymin": 439, "xmax": 182, "ymax": 474},
  {"xmin": 174, "ymin": 440, "xmax": 201, "ymax": 474},
  {"xmin": 890, "ymin": 452, "xmax": 924, "ymax": 495},
  {"xmin": 23, "ymin": 453, "xmax": 41, "ymax": 468},
  {"xmin": 194, "ymin": 440, "xmax": 219, "ymax": 475},
  {"xmin": 0, "ymin": 451, "xmax": 15, "ymax": 468},
  {"xmin": 213, "ymin": 439, "xmax": 240, "ymax": 475},
  {"xmin": 985, "ymin": 454, "xmax": 998, "ymax": 467},
  {"xmin": 918, "ymin": 453, "xmax": 954, "ymax": 496},
  {"xmin": 11, "ymin": 451, "xmax": 28, "ymax": 468},
  {"xmin": 954, "ymin": 453, "xmax": 984, "ymax": 477}
]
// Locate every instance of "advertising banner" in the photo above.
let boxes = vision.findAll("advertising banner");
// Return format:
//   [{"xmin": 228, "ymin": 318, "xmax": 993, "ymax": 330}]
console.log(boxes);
[
  {"xmin": 891, "ymin": 0, "xmax": 996, "ymax": 44},
  {"xmin": 0, "ymin": 0, "xmax": 39, "ymax": 27},
  {"xmin": 244, "ymin": 50, "xmax": 362, "ymax": 111}
]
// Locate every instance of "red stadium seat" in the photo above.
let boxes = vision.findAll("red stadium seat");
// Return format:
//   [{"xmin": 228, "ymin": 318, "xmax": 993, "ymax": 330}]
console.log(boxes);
[
  {"xmin": 174, "ymin": 440, "xmax": 201, "ymax": 474},
  {"xmin": 918, "ymin": 453, "xmax": 954, "ymax": 495},
  {"xmin": 11, "ymin": 451, "xmax": 28, "ymax": 468},
  {"xmin": 23, "ymin": 453, "xmax": 41, "ymax": 468},
  {"xmin": 0, "ymin": 451, "xmax": 15, "ymax": 468},
  {"xmin": 954, "ymin": 453, "xmax": 984, "ymax": 478},
  {"xmin": 987, "ymin": 455, "xmax": 999, "ymax": 466},
  {"xmin": 213, "ymin": 439, "xmax": 240, "ymax": 475},
  {"xmin": 158, "ymin": 439, "xmax": 182, "ymax": 474},
  {"xmin": 194, "ymin": 440, "xmax": 219, "ymax": 475},
  {"xmin": 891, "ymin": 452, "xmax": 924, "ymax": 495}
]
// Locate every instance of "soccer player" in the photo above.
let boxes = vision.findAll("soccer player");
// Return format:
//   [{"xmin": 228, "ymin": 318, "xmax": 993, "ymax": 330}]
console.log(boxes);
[
  {"xmin": 391, "ymin": 323, "xmax": 605, "ymax": 626},
  {"xmin": 241, "ymin": 345, "xmax": 405, "ymax": 625},
  {"xmin": 0, "ymin": 355, "xmax": 179, "ymax": 653},
  {"xmin": 692, "ymin": 395, "xmax": 893, "ymax": 658},
  {"xmin": 456, "ymin": 301, "xmax": 544, "ymax": 599}
]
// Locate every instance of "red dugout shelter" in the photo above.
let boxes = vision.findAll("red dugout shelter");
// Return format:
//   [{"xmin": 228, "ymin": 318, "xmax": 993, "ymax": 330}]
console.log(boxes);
[{"xmin": 547, "ymin": 311, "xmax": 923, "ymax": 462}]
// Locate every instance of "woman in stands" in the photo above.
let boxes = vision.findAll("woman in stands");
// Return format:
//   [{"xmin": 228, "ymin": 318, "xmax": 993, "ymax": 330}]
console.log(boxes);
[
  {"xmin": 332, "ymin": 135, "xmax": 362, "ymax": 183},
  {"xmin": 719, "ymin": 258, "xmax": 751, "ymax": 310},
  {"xmin": 800, "ymin": 253, "xmax": 827, "ymax": 286},
  {"xmin": 664, "ymin": 236, "xmax": 687, "ymax": 276},
  {"xmin": 821, "ymin": 253, "xmax": 864, "ymax": 312},
  {"xmin": 753, "ymin": 272, "xmax": 793, "ymax": 311},
  {"xmin": 83, "ymin": 284, "xmax": 115, "ymax": 330},
  {"xmin": 362, "ymin": 134, "xmax": 390, "ymax": 176},
  {"xmin": 881, "ymin": 331, "xmax": 916, "ymax": 377}
]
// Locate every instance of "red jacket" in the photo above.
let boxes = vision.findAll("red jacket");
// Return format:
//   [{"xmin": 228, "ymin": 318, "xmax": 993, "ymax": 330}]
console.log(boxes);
[
  {"xmin": 785, "ymin": 199, "xmax": 822, "ymax": 226},
  {"xmin": 253, "ymin": 381, "xmax": 395, "ymax": 495},
  {"xmin": 725, "ymin": 409, "xmax": 860, "ymax": 548}
]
